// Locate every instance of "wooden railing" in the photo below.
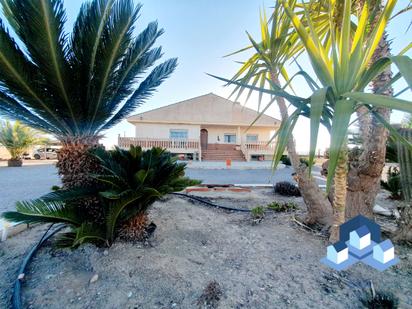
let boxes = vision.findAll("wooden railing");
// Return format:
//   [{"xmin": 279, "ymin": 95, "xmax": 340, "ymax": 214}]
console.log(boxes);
[
  {"xmin": 118, "ymin": 137, "xmax": 200, "ymax": 151},
  {"xmin": 244, "ymin": 141, "xmax": 275, "ymax": 152}
]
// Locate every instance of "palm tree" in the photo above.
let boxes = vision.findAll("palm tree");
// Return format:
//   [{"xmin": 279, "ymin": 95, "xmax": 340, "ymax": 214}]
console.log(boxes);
[
  {"xmin": 226, "ymin": 1, "xmax": 333, "ymax": 226},
  {"xmin": 0, "ymin": 120, "xmax": 44, "ymax": 166},
  {"xmin": 214, "ymin": 0, "xmax": 412, "ymax": 241},
  {"xmin": 0, "ymin": 0, "xmax": 177, "ymax": 188}
]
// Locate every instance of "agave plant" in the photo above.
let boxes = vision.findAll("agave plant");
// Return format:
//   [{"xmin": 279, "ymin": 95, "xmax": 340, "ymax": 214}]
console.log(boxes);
[
  {"xmin": 0, "ymin": 120, "xmax": 45, "ymax": 166},
  {"xmin": 2, "ymin": 146, "xmax": 199, "ymax": 247},
  {"xmin": 0, "ymin": 0, "xmax": 177, "ymax": 187}
]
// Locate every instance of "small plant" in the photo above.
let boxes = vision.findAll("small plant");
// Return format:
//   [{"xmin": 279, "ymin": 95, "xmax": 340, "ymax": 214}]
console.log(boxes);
[
  {"xmin": 381, "ymin": 167, "xmax": 402, "ymax": 200},
  {"xmin": 2, "ymin": 146, "xmax": 198, "ymax": 247},
  {"xmin": 299, "ymin": 157, "xmax": 309, "ymax": 166},
  {"xmin": 251, "ymin": 206, "xmax": 265, "ymax": 219},
  {"xmin": 274, "ymin": 181, "xmax": 301, "ymax": 197},
  {"xmin": 267, "ymin": 201, "xmax": 297, "ymax": 212},
  {"xmin": 280, "ymin": 155, "xmax": 291, "ymax": 166},
  {"xmin": 361, "ymin": 291, "xmax": 399, "ymax": 309},
  {"xmin": 197, "ymin": 281, "xmax": 222, "ymax": 309}
]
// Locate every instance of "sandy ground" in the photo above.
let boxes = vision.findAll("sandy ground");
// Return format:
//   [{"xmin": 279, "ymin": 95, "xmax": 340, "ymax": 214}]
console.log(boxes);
[{"xmin": 1, "ymin": 189, "xmax": 411, "ymax": 309}]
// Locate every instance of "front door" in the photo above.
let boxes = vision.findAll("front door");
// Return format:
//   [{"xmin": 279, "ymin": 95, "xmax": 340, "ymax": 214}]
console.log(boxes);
[{"xmin": 200, "ymin": 129, "xmax": 208, "ymax": 150}]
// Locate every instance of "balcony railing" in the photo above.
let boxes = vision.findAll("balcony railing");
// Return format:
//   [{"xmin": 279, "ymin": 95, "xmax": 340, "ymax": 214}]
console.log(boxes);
[
  {"xmin": 118, "ymin": 137, "xmax": 200, "ymax": 151},
  {"xmin": 244, "ymin": 141, "xmax": 275, "ymax": 152}
]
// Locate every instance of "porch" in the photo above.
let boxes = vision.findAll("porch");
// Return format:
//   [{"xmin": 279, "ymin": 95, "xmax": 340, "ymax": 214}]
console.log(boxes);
[{"xmin": 118, "ymin": 136, "xmax": 275, "ymax": 161}]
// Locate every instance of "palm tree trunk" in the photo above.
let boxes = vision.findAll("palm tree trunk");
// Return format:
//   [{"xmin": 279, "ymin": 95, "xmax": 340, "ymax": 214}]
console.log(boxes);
[
  {"xmin": 56, "ymin": 136, "xmax": 104, "ymax": 223},
  {"xmin": 346, "ymin": 0, "xmax": 391, "ymax": 219},
  {"xmin": 56, "ymin": 136, "xmax": 102, "ymax": 189},
  {"xmin": 271, "ymin": 74, "xmax": 333, "ymax": 226},
  {"xmin": 345, "ymin": 31, "xmax": 392, "ymax": 220},
  {"xmin": 330, "ymin": 147, "xmax": 348, "ymax": 242}
]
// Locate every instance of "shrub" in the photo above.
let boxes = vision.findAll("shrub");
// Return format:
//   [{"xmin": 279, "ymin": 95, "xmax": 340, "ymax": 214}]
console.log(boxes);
[
  {"xmin": 251, "ymin": 206, "xmax": 265, "ymax": 219},
  {"xmin": 274, "ymin": 181, "xmax": 301, "ymax": 197},
  {"xmin": 2, "ymin": 146, "xmax": 199, "ymax": 247},
  {"xmin": 280, "ymin": 155, "xmax": 291, "ymax": 166},
  {"xmin": 267, "ymin": 201, "xmax": 297, "ymax": 212},
  {"xmin": 381, "ymin": 166, "xmax": 402, "ymax": 200},
  {"xmin": 299, "ymin": 157, "xmax": 309, "ymax": 166}
]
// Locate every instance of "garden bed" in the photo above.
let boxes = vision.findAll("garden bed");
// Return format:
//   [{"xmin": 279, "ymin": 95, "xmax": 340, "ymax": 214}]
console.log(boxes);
[{"xmin": 1, "ymin": 189, "xmax": 411, "ymax": 308}]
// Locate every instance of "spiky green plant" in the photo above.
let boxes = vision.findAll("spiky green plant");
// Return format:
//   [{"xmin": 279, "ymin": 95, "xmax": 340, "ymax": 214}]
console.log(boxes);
[
  {"xmin": 0, "ymin": 0, "xmax": 177, "ymax": 186},
  {"xmin": 397, "ymin": 128, "xmax": 412, "ymax": 202},
  {"xmin": 0, "ymin": 120, "xmax": 45, "ymax": 163},
  {"xmin": 213, "ymin": 0, "xmax": 412, "ymax": 240},
  {"xmin": 2, "ymin": 146, "xmax": 199, "ymax": 247}
]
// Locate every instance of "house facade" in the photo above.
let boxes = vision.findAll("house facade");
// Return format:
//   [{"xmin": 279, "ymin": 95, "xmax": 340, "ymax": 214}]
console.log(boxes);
[{"xmin": 119, "ymin": 93, "xmax": 280, "ymax": 161}]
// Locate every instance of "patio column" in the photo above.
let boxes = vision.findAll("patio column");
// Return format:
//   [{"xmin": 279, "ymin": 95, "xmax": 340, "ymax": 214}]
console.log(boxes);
[{"xmin": 237, "ymin": 126, "xmax": 241, "ymax": 145}]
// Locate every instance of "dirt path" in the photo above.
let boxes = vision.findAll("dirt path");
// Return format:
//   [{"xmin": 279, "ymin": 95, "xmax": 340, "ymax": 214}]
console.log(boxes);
[{"xmin": 1, "ymin": 191, "xmax": 411, "ymax": 308}]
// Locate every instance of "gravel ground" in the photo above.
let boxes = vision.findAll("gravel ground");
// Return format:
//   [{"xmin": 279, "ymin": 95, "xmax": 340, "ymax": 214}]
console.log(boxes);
[{"xmin": 1, "ymin": 189, "xmax": 411, "ymax": 309}]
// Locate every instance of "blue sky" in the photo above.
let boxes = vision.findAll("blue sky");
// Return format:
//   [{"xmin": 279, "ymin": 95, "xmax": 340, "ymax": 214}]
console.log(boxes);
[{"xmin": 4, "ymin": 1, "xmax": 412, "ymax": 152}]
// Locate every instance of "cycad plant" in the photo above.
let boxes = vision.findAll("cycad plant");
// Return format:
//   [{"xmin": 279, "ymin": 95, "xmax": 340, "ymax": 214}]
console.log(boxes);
[
  {"xmin": 0, "ymin": 120, "xmax": 44, "ymax": 166},
  {"xmin": 2, "ymin": 146, "xmax": 199, "ymax": 247},
  {"xmin": 0, "ymin": 0, "xmax": 177, "ymax": 188}
]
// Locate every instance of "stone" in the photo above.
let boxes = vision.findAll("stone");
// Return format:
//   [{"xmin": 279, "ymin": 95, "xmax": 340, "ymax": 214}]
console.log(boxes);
[
  {"xmin": 89, "ymin": 274, "xmax": 99, "ymax": 284},
  {"xmin": 373, "ymin": 204, "xmax": 392, "ymax": 216}
]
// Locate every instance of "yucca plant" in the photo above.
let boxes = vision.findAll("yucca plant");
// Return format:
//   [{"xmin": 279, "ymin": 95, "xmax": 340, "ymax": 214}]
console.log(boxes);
[
  {"xmin": 224, "ymin": 0, "xmax": 333, "ymax": 226},
  {"xmin": 0, "ymin": 120, "xmax": 45, "ymax": 166},
  {"xmin": 280, "ymin": 0, "xmax": 412, "ymax": 240},
  {"xmin": 2, "ymin": 146, "xmax": 199, "ymax": 247},
  {"xmin": 213, "ymin": 0, "xmax": 412, "ymax": 241},
  {"xmin": 0, "ymin": 0, "xmax": 177, "ymax": 188}
]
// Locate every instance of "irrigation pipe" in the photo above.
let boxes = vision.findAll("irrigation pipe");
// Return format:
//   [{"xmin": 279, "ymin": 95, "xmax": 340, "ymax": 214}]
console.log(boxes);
[
  {"xmin": 12, "ymin": 224, "xmax": 64, "ymax": 309},
  {"xmin": 170, "ymin": 192, "xmax": 253, "ymax": 212}
]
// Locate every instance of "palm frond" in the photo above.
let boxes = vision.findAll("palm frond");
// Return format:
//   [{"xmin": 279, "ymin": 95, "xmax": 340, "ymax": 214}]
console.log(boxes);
[{"xmin": 2, "ymin": 199, "xmax": 81, "ymax": 225}]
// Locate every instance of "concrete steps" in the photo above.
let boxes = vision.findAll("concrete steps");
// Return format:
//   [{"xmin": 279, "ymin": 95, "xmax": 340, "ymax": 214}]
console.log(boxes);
[{"xmin": 201, "ymin": 144, "xmax": 246, "ymax": 161}]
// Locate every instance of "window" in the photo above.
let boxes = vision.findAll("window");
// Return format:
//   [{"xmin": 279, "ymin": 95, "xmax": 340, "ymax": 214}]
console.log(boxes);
[
  {"xmin": 246, "ymin": 134, "xmax": 258, "ymax": 143},
  {"xmin": 224, "ymin": 134, "xmax": 236, "ymax": 143},
  {"xmin": 170, "ymin": 129, "xmax": 188, "ymax": 140}
]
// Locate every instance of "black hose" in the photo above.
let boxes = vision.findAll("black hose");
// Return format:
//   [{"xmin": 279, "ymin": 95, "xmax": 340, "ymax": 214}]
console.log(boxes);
[
  {"xmin": 12, "ymin": 224, "xmax": 64, "ymax": 309},
  {"xmin": 170, "ymin": 192, "xmax": 252, "ymax": 212}
]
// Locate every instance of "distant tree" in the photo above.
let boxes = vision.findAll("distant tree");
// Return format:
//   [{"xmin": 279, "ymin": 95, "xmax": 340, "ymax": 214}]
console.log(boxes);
[{"xmin": 0, "ymin": 120, "xmax": 44, "ymax": 166}]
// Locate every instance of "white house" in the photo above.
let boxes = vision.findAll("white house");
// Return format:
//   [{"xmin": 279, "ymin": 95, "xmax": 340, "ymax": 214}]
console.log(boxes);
[
  {"xmin": 327, "ymin": 241, "xmax": 348, "ymax": 264},
  {"xmin": 373, "ymin": 239, "xmax": 395, "ymax": 264},
  {"xmin": 119, "ymin": 93, "xmax": 280, "ymax": 161},
  {"xmin": 349, "ymin": 226, "xmax": 371, "ymax": 250}
]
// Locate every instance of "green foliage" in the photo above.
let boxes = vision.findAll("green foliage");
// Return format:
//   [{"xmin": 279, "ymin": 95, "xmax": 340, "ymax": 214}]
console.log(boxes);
[
  {"xmin": 267, "ymin": 201, "xmax": 297, "ymax": 212},
  {"xmin": 0, "ymin": 0, "xmax": 176, "ymax": 139},
  {"xmin": 280, "ymin": 155, "xmax": 291, "ymax": 166},
  {"xmin": 214, "ymin": 0, "xmax": 412, "ymax": 192},
  {"xmin": 0, "ymin": 120, "xmax": 45, "ymax": 159},
  {"xmin": 2, "ymin": 146, "xmax": 197, "ymax": 247},
  {"xmin": 381, "ymin": 166, "xmax": 402, "ymax": 200},
  {"xmin": 251, "ymin": 206, "xmax": 265, "ymax": 219},
  {"xmin": 397, "ymin": 128, "xmax": 412, "ymax": 202},
  {"xmin": 299, "ymin": 157, "xmax": 309, "ymax": 166}
]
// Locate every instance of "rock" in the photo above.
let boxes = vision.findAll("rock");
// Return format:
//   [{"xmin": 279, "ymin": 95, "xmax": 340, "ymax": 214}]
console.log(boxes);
[
  {"xmin": 393, "ymin": 208, "xmax": 401, "ymax": 219},
  {"xmin": 373, "ymin": 204, "xmax": 392, "ymax": 216},
  {"xmin": 103, "ymin": 250, "xmax": 108, "ymax": 256},
  {"xmin": 89, "ymin": 274, "xmax": 99, "ymax": 284},
  {"xmin": 127, "ymin": 292, "xmax": 133, "ymax": 298}
]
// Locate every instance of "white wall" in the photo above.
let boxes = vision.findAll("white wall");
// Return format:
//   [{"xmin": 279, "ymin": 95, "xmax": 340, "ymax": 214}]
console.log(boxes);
[
  {"xmin": 203, "ymin": 125, "xmax": 274, "ymax": 144},
  {"xmin": 134, "ymin": 123, "xmax": 200, "ymax": 140}
]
